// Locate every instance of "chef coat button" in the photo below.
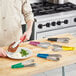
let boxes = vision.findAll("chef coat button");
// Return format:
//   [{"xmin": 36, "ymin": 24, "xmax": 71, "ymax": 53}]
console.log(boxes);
[
  {"xmin": 4, "ymin": 29, "xmax": 7, "ymax": 31},
  {"xmin": 2, "ymin": 17, "xmax": 6, "ymax": 19}
]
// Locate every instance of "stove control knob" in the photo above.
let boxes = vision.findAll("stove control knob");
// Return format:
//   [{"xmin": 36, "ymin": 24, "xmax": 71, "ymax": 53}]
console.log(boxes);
[
  {"xmin": 74, "ymin": 18, "xmax": 76, "ymax": 22},
  {"xmin": 38, "ymin": 24, "xmax": 43, "ymax": 29},
  {"xmin": 57, "ymin": 21, "xmax": 61, "ymax": 25},
  {"xmin": 46, "ymin": 23, "xmax": 50, "ymax": 27},
  {"xmin": 64, "ymin": 20, "xmax": 68, "ymax": 24},
  {"xmin": 51, "ymin": 22, "xmax": 56, "ymax": 26}
]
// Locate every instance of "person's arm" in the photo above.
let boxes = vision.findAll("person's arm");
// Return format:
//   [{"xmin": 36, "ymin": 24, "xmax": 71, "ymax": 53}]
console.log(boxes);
[{"xmin": 22, "ymin": 0, "xmax": 34, "ymax": 40}]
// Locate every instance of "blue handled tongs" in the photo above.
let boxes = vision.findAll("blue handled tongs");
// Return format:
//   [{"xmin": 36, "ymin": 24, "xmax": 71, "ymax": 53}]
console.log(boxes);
[{"xmin": 37, "ymin": 53, "xmax": 62, "ymax": 61}]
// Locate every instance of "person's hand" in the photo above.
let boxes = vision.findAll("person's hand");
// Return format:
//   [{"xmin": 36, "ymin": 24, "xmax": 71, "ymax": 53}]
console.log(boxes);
[
  {"xmin": 0, "ymin": 48, "xmax": 7, "ymax": 57},
  {"xmin": 8, "ymin": 42, "xmax": 19, "ymax": 52},
  {"xmin": 21, "ymin": 30, "xmax": 32, "ymax": 41}
]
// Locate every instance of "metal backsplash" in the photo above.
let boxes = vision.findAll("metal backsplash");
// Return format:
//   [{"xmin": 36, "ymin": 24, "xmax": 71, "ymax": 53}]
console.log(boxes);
[
  {"xmin": 29, "ymin": 0, "xmax": 41, "ymax": 3},
  {"xmin": 29, "ymin": 0, "xmax": 67, "ymax": 4}
]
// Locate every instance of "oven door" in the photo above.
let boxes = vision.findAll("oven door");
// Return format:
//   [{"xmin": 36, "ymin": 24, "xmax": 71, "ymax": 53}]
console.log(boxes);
[{"xmin": 36, "ymin": 25, "xmax": 76, "ymax": 40}]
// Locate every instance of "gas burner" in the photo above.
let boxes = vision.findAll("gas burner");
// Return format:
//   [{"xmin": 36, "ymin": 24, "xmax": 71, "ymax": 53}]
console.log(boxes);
[{"xmin": 31, "ymin": 2, "xmax": 76, "ymax": 16}]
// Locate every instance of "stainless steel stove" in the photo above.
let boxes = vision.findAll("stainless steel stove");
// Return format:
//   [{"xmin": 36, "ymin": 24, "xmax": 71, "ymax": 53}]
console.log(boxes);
[{"xmin": 31, "ymin": 1, "xmax": 76, "ymax": 40}]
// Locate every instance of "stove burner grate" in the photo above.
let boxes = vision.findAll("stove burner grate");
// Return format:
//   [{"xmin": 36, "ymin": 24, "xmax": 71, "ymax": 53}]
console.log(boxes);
[{"xmin": 31, "ymin": 2, "xmax": 76, "ymax": 16}]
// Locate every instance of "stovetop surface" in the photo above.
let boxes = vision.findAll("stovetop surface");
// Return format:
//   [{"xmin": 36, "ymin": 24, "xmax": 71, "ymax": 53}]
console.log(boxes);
[{"xmin": 31, "ymin": 2, "xmax": 76, "ymax": 16}]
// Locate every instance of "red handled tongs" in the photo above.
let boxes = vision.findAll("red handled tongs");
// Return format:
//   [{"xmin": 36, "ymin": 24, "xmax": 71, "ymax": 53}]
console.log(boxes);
[{"xmin": 12, "ymin": 36, "xmax": 26, "ymax": 48}]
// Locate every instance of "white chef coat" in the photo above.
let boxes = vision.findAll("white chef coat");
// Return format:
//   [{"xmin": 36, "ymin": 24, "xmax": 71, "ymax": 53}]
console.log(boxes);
[{"xmin": 0, "ymin": 0, "xmax": 34, "ymax": 47}]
